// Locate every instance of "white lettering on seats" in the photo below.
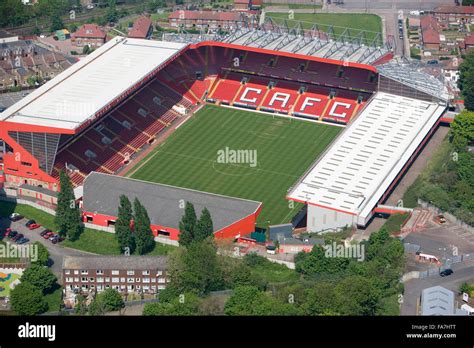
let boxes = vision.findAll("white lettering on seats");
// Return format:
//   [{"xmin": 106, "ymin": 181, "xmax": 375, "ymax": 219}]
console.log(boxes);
[
  {"xmin": 240, "ymin": 87, "xmax": 262, "ymax": 103},
  {"xmin": 328, "ymin": 101, "xmax": 352, "ymax": 118},
  {"xmin": 299, "ymin": 97, "xmax": 322, "ymax": 112},
  {"xmin": 268, "ymin": 92, "xmax": 291, "ymax": 108}
]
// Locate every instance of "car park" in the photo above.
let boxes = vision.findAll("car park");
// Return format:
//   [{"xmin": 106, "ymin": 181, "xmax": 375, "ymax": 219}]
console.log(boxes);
[{"xmin": 8, "ymin": 213, "xmax": 23, "ymax": 221}]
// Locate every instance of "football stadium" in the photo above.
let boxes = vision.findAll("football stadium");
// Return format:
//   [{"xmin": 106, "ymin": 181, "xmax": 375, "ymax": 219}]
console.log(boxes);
[{"xmin": 0, "ymin": 25, "xmax": 452, "ymax": 241}]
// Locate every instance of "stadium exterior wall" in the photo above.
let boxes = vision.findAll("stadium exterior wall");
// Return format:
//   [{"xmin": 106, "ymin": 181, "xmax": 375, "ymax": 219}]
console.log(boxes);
[
  {"xmin": 82, "ymin": 205, "xmax": 261, "ymax": 242},
  {"xmin": 306, "ymin": 204, "xmax": 355, "ymax": 233}
]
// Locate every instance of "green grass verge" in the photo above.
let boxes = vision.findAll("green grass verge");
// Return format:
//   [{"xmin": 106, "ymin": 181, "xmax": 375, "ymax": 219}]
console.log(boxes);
[
  {"xmin": 248, "ymin": 257, "xmax": 299, "ymax": 284},
  {"xmin": 44, "ymin": 285, "xmax": 63, "ymax": 313},
  {"xmin": 266, "ymin": 13, "xmax": 382, "ymax": 41},
  {"xmin": 0, "ymin": 201, "xmax": 175, "ymax": 256},
  {"xmin": 402, "ymin": 137, "xmax": 452, "ymax": 208},
  {"xmin": 382, "ymin": 213, "xmax": 410, "ymax": 234},
  {"xmin": 129, "ymin": 105, "xmax": 341, "ymax": 228}
]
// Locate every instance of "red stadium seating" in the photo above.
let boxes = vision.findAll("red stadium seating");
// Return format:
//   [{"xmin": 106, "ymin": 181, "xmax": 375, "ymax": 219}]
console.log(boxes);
[{"xmin": 51, "ymin": 45, "xmax": 376, "ymax": 187}]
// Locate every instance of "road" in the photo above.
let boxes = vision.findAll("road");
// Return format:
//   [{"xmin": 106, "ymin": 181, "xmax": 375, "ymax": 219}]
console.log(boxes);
[
  {"xmin": 401, "ymin": 260, "xmax": 474, "ymax": 315},
  {"xmin": 0, "ymin": 217, "xmax": 95, "ymax": 280}
]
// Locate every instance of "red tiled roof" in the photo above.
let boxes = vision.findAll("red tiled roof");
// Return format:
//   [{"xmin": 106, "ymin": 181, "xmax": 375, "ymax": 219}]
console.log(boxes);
[
  {"xmin": 423, "ymin": 27, "xmax": 440, "ymax": 45},
  {"xmin": 72, "ymin": 24, "xmax": 106, "ymax": 39},
  {"xmin": 169, "ymin": 10, "xmax": 241, "ymax": 21},
  {"xmin": 465, "ymin": 34, "xmax": 474, "ymax": 46},
  {"xmin": 420, "ymin": 15, "xmax": 438, "ymax": 30},
  {"xmin": 128, "ymin": 16, "xmax": 152, "ymax": 39},
  {"xmin": 435, "ymin": 5, "xmax": 474, "ymax": 15},
  {"xmin": 234, "ymin": 0, "xmax": 249, "ymax": 4}
]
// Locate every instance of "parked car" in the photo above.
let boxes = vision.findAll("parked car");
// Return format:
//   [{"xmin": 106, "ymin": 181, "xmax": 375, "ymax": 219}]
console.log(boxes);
[
  {"xmin": 8, "ymin": 213, "xmax": 23, "ymax": 221},
  {"xmin": 436, "ymin": 214, "xmax": 447, "ymax": 224},
  {"xmin": 11, "ymin": 233, "xmax": 24, "ymax": 242},
  {"xmin": 440, "ymin": 269, "xmax": 453, "ymax": 277},
  {"xmin": 43, "ymin": 231, "xmax": 55, "ymax": 239},
  {"xmin": 25, "ymin": 219, "xmax": 36, "ymax": 227},
  {"xmin": 40, "ymin": 229, "xmax": 52, "ymax": 237},
  {"xmin": 28, "ymin": 223, "xmax": 41, "ymax": 230},
  {"xmin": 7, "ymin": 231, "xmax": 18, "ymax": 239},
  {"xmin": 50, "ymin": 235, "xmax": 63, "ymax": 244},
  {"xmin": 16, "ymin": 237, "xmax": 29, "ymax": 245}
]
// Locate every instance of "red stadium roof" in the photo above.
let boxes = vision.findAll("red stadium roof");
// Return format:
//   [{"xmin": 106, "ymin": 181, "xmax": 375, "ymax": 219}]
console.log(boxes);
[
  {"xmin": 128, "ymin": 16, "xmax": 152, "ymax": 39},
  {"xmin": 189, "ymin": 41, "xmax": 378, "ymax": 73}
]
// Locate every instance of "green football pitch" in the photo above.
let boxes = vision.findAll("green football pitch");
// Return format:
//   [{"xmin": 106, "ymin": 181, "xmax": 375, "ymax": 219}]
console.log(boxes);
[{"xmin": 128, "ymin": 105, "xmax": 341, "ymax": 228}]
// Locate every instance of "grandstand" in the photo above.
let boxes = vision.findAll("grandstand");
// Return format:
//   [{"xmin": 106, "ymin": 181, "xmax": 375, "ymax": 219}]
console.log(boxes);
[
  {"xmin": 0, "ymin": 32, "xmax": 451, "ymax": 236},
  {"xmin": 288, "ymin": 92, "xmax": 446, "ymax": 232},
  {"xmin": 162, "ymin": 15, "xmax": 395, "ymax": 65}
]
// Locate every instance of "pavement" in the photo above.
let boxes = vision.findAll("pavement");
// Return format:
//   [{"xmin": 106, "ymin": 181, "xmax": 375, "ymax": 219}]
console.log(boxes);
[
  {"xmin": 0, "ymin": 217, "xmax": 95, "ymax": 280},
  {"xmin": 401, "ymin": 260, "xmax": 474, "ymax": 315}
]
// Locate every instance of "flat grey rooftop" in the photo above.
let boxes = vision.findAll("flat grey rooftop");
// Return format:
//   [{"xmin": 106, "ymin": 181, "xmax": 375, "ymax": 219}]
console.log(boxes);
[{"xmin": 63, "ymin": 255, "xmax": 167, "ymax": 270}]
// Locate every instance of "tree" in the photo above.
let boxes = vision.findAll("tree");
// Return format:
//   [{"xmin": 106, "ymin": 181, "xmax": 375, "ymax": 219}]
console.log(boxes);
[
  {"xmin": 459, "ymin": 51, "xmax": 474, "ymax": 111},
  {"xmin": 303, "ymin": 282, "xmax": 339, "ymax": 315},
  {"xmin": 450, "ymin": 111, "xmax": 474, "ymax": 151},
  {"xmin": 143, "ymin": 292, "xmax": 201, "ymax": 316},
  {"xmin": 295, "ymin": 245, "xmax": 350, "ymax": 276},
  {"xmin": 10, "ymin": 282, "xmax": 48, "ymax": 315},
  {"xmin": 106, "ymin": 0, "xmax": 118, "ymax": 23},
  {"xmin": 133, "ymin": 198, "xmax": 154, "ymax": 255},
  {"xmin": 50, "ymin": 15, "xmax": 64, "ymax": 32},
  {"xmin": 55, "ymin": 170, "xmax": 82, "ymax": 241},
  {"xmin": 168, "ymin": 238, "xmax": 221, "ymax": 295},
  {"xmin": 224, "ymin": 286, "xmax": 298, "ymax": 316},
  {"xmin": 334, "ymin": 276, "xmax": 381, "ymax": 316},
  {"xmin": 115, "ymin": 195, "xmax": 135, "ymax": 254},
  {"xmin": 194, "ymin": 207, "xmax": 214, "ymax": 242},
  {"xmin": 82, "ymin": 44, "xmax": 91, "ymax": 55},
  {"xmin": 31, "ymin": 242, "xmax": 49, "ymax": 266},
  {"xmin": 178, "ymin": 201, "xmax": 197, "ymax": 246},
  {"xmin": 89, "ymin": 288, "xmax": 124, "ymax": 315},
  {"xmin": 20, "ymin": 264, "xmax": 57, "ymax": 294}
]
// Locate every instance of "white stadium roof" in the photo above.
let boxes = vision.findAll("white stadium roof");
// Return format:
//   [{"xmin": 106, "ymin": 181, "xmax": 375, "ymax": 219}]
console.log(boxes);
[
  {"xmin": 0, "ymin": 37, "xmax": 187, "ymax": 130},
  {"xmin": 288, "ymin": 92, "xmax": 446, "ymax": 225}
]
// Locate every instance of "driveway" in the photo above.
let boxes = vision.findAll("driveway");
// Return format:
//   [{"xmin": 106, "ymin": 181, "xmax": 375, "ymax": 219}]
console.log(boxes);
[
  {"xmin": 0, "ymin": 217, "xmax": 95, "ymax": 280},
  {"xmin": 401, "ymin": 260, "xmax": 474, "ymax": 315}
]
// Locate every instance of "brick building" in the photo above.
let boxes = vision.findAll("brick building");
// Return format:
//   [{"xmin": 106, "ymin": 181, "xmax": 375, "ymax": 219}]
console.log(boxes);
[
  {"xmin": 71, "ymin": 24, "xmax": 107, "ymax": 47},
  {"xmin": 420, "ymin": 16, "xmax": 440, "ymax": 51},
  {"xmin": 168, "ymin": 10, "xmax": 242, "ymax": 29},
  {"xmin": 434, "ymin": 5, "xmax": 474, "ymax": 23},
  {"xmin": 128, "ymin": 16, "xmax": 153, "ymax": 39},
  {"xmin": 62, "ymin": 256, "xmax": 168, "ymax": 295}
]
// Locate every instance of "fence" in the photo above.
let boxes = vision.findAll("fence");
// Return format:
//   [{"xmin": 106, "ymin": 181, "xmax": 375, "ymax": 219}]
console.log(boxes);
[
  {"xmin": 418, "ymin": 199, "xmax": 474, "ymax": 233},
  {"xmin": 0, "ymin": 195, "xmax": 56, "ymax": 215}
]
